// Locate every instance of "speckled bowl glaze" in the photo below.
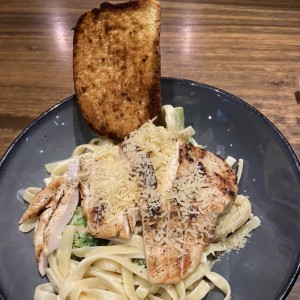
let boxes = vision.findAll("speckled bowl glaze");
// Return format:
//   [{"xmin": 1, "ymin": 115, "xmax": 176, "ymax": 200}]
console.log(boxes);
[{"xmin": 0, "ymin": 78, "xmax": 299, "ymax": 300}]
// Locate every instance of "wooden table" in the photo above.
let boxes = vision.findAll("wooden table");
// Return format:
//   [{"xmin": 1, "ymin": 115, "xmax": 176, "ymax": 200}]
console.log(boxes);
[{"xmin": 0, "ymin": 0, "xmax": 299, "ymax": 299}]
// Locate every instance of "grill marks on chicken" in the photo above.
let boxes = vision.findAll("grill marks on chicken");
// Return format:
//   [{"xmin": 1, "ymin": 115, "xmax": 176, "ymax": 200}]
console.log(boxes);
[
  {"xmin": 79, "ymin": 145, "xmax": 139, "ymax": 239},
  {"xmin": 19, "ymin": 159, "xmax": 80, "ymax": 276},
  {"xmin": 121, "ymin": 141, "xmax": 170, "ymax": 283},
  {"xmin": 169, "ymin": 142, "xmax": 237, "ymax": 280},
  {"xmin": 33, "ymin": 184, "xmax": 65, "ymax": 275},
  {"xmin": 19, "ymin": 180, "xmax": 62, "ymax": 224},
  {"xmin": 121, "ymin": 140, "xmax": 237, "ymax": 283},
  {"xmin": 20, "ymin": 131, "xmax": 237, "ymax": 282},
  {"xmin": 43, "ymin": 182, "xmax": 79, "ymax": 256}
]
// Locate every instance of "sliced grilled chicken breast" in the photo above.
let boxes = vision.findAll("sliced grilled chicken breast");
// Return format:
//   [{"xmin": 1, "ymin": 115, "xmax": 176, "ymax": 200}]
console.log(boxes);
[
  {"xmin": 34, "ymin": 209, "xmax": 54, "ymax": 276},
  {"xmin": 43, "ymin": 159, "xmax": 80, "ymax": 255},
  {"xmin": 122, "ymin": 139, "xmax": 237, "ymax": 283},
  {"xmin": 121, "ymin": 141, "xmax": 171, "ymax": 283},
  {"xmin": 34, "ymin": 215, "xmax": 49, "ymax": 276},
  {"xmin": 34, "ymin": 184, "xmax": 65, "ymax": 275},
  {"xmin": 79, "ymin": 145, "xmax": 139, "ymax": 239},
  {"xmin": 24, "ymin": 121, "xmax": 238, "ymax": 283},
  {"xmin": 43, "ymin": 183, "xmax": 79, "ymax": 255},
  {"xmin": 33, "ymin": 159, "xmax": 80, "ymax": 275},
  {"xmin": 168, "ymin": 141, "xmax": 237, "ymax": 280},
  {"xmin": 124, "ymin": 122, "xmax": 179, "ymax": 194},
  {"xmin": 165, "ymin": 197, "xmax": 184, "ymax": 283},
  {"xmin": 19, "ymin": 180, "xmax": 62, "ymax": 224}
]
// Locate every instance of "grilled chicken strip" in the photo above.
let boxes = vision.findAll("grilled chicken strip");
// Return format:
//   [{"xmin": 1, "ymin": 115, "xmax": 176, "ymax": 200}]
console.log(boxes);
[
  {"xmin": 79, "ymin": 145, "xmax": 139, "ymax": 239},
  {"xmin": 122, "ymin": 139, "xmax": 237, "ymax": 284},
  {"xmin": 167, "ymin": 141, "xmax": 237, "ymax": 281},
  {"xmin": 34, "ymin": 212, "xmax": 50, "ymax": 276},
  {"xmin": 43, "ymin": 159, "xmax": 80, "ymax": 255},
  {"xmin": 19, "ymin": 180, "xmax": 62, "ymax": 224},
  {"xmin": 43, "ymin": 184, "xmax": 79, "ymax": 255},
  {"xmin": 124, "ymin": 122, "xmax": 180, "ymax": 194},
  {"xmin": 33, "ymin": 183, "xmax": 64, "ymax": 275},
  {"xmin": 33, "ymin": 159, "xmax": 80, "ymax": 275},
  {"xmin": 121, "ymin": 141, "xmax": 171, "ymax": 283},
  {"xmin": 33, "ymin": 187, "xmax": 61, "ymax": 276}
]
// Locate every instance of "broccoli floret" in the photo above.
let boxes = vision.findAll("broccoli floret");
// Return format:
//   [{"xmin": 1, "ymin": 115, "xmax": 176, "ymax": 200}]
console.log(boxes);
[
  {"xmin": 69, "ymin": 207, "xmax": 109, "ymax": 250},
  {"xmin": 73, "ymin": 232, "xmax": 98, "ymax": 248},
  {"xmin": 132, "ymin": 258, "xmax": 146, "ymax": 267},
  {"xmin": 69, "ymin": 207, "xmax": 87, "ymax": 227},
  {"xmin": 72, "ymin": 231, "xmax": 108, "ymax": 249}
]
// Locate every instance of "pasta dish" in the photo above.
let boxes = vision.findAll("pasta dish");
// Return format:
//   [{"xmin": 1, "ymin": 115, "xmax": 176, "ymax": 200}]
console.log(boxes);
[{"xmin": 19, "ymin": 105, "xmax": 260, "ymax": 300}]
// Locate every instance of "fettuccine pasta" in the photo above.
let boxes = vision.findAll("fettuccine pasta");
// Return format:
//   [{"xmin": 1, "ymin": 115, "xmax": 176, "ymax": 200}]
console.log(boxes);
[{"xmin": 20, "ymin": 136, "xmax": 260, "ymax": 300}]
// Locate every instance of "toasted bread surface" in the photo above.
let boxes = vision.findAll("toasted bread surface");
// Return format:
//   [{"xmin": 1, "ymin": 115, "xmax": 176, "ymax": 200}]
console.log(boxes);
[{"xmin": 73, "ymin": 0, "xmax": 161, "ymax": 140}]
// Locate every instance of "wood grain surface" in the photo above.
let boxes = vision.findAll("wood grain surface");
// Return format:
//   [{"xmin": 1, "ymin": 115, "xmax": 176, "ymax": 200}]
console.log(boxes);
[{"xmin": 0, "ymin": 0, "xmax": 299, "ymax": 299}]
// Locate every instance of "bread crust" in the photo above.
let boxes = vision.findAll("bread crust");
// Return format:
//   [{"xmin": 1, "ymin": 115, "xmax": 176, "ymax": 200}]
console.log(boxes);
[{"xmin": 73, "ymin": 0, "xmax": 161, "ymax": 140}]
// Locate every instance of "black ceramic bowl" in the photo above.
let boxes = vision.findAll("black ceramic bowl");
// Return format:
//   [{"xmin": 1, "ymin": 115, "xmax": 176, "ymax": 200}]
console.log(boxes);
[{"xmin": 0, "ymin": 78, "xmax": 299, "ymax": 299}]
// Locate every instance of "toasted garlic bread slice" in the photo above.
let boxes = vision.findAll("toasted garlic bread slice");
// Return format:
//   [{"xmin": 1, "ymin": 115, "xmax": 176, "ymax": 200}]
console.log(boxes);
[{"xmin": 73, "ymin": 0, "xmax": 162, "ymax": 140}]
